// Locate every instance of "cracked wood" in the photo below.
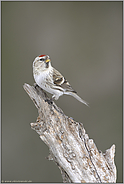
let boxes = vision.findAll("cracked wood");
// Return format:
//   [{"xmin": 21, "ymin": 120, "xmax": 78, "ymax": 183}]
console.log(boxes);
[{"xmin": 23, "ymin": 83, "xmax": 117, "ymax": 183}]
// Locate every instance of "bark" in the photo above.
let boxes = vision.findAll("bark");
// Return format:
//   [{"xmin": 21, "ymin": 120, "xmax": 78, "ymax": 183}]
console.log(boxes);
[{"xmin": 23, "ymin": 83, "xmax": 117, "ymax": 183}]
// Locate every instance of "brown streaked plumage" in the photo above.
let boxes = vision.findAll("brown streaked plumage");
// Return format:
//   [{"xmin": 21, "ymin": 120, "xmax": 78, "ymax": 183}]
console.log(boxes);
[{"xmin": 33, "ymin": 54, "xmax": 89, "ymax": 106}]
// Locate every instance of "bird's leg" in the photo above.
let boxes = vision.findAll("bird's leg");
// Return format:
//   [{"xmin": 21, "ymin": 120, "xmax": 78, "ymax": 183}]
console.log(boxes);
[
  {"xmin": 34, "ymin": 83, "xmax": 39, "ymax": 89},
  {"xmin": 45, "ymin": 98, "xmax": 53, "ymax": 105},
  {"xmin": 45, "ymin": 94, "xmax": 57, "ymax": 105},
  {"xmin": 34, "ymin": 83, "xmax": 53, "ymax": 104}
]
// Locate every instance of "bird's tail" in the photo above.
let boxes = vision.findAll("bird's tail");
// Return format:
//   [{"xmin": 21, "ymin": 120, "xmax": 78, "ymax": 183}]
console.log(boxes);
[{"xmin": 67, "ymin": 92, "xmax": 89, "ymax": 107}]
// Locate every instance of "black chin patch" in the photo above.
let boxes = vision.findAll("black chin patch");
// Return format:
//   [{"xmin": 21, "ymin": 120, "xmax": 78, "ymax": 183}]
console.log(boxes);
[{"xmin": 46, "ymin": 62, "xmax": 49, "ymax": 68}]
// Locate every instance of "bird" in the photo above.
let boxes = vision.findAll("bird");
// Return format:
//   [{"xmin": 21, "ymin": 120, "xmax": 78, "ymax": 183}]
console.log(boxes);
[{"xmin": 33, "ymin": 54, "xmax": 89, "ymax": 106}]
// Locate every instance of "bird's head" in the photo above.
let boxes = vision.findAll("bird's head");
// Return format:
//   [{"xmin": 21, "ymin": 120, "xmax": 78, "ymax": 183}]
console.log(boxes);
[{"xmin": 33, "ymin": 55, "xmax": 51, "ymax": 74}]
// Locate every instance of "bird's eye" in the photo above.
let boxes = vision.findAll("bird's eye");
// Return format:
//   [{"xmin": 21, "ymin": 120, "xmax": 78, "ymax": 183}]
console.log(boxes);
[{"xmin": 40, "ymin": 58, "xmax": 44, "ymax": 61}]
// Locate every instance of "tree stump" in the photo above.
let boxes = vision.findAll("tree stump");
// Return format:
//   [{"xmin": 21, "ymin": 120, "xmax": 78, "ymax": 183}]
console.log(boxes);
[{"xmin": 23, "ymin": 83, "xmax": 117, "ymax": 183}]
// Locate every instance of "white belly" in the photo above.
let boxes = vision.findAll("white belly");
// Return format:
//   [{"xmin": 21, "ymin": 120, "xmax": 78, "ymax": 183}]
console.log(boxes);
[{"xmin": 34, "ymin": 72, "xmax": 63, "ymax": 98}]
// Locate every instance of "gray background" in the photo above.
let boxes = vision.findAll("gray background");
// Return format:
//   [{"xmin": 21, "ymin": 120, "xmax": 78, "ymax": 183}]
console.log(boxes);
[{"xmin": 2, "ymin": 1, "xmax": 122, "ymax": 183}]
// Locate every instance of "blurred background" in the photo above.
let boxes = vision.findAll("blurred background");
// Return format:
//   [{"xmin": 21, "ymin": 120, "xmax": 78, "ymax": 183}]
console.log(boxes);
[{"xmin": 2, "ymin": 1, "xmax": 122, "ymax": 183}]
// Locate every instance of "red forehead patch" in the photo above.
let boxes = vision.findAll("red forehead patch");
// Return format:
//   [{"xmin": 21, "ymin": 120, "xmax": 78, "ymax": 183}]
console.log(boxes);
[{"xmin": 39, "ymin": 54, "xmax": 46, "ymax": 57}]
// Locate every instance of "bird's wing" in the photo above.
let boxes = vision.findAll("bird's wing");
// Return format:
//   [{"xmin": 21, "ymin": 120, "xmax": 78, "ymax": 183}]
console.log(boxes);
[{"xmin": 52, "ymin": 68, "xmax": 76, "ymax": 93}]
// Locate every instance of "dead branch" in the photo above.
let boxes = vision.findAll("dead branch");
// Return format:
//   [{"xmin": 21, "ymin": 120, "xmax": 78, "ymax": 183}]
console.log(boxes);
[{"xmin": 23, "ymin": 83, "xmax": 116, "ymax": 183}]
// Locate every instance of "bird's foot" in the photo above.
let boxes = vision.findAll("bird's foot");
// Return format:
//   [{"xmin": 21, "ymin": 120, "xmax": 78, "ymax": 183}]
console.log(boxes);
[
  {"xmin": 45, "ymin": 98, "xmax": 53, "ymax": 105},
  {"xmin": 34, "ymin": 83, "xmax": 39, "ymax": 89}
]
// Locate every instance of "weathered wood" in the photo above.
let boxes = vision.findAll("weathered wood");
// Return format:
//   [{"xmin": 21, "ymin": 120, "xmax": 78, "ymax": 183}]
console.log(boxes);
[{"xmin": 23, "ymin": 83, "xmax": 117, "ymax": 183}]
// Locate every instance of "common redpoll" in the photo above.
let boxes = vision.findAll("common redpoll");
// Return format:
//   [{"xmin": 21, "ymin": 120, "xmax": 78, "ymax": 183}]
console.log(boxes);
[{"xmin": 33, "ymin": 54, "xmax": 89, "ymax": 106}]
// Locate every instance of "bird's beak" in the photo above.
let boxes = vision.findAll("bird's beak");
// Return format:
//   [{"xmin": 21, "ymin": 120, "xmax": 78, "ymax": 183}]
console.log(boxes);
[{"xmin": 45, "ymin": 59, "xmax": 50, "ymax": 63}]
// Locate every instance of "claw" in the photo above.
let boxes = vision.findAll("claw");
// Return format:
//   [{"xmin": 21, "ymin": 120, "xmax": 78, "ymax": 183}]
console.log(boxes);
[
  {"xmin": 34, "ymin": 83, "xmax": 39, "ymax": 89},
  {"xmin": 45, "ymin": 99, "xmax": 53, "ymax": 105}
]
